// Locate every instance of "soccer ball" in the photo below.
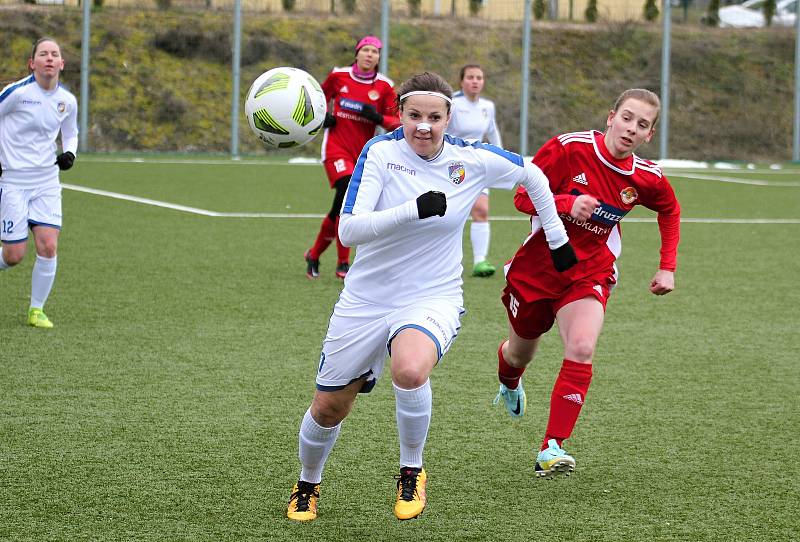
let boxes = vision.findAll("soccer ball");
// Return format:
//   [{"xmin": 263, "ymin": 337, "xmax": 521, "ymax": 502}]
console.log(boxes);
[{"xmin": 245, "ymin": 67, "xmax": 327, "ymax": 149}]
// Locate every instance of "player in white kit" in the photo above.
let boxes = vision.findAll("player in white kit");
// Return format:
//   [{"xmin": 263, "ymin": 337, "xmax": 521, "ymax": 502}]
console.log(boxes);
[
  {"xmin": 447, "ymin": 64, "xmax": 505, "ymax": 277},
  {"xmin": 0, "ymin": 38, "xmax": 77, "ymax": 328},
  {"xmin": 286, "ymin": 72, "xmax": 577, "ymax": 522}
]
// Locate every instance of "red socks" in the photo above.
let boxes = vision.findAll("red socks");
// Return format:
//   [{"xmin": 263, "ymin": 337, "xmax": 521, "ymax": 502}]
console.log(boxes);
[
  {"xmin": 497, "ymin": 341, "xmax": 525, "ymax": 390},
  {"xmin": 542, "ymin": 359, "xmax": 592, "ymax": 450},
  {"xmin": 309, "ymin": 215, "xmax": 337, "ymax": 260}
]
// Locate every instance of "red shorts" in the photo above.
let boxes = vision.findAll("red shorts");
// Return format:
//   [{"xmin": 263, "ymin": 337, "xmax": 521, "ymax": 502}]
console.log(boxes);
[
  {"xmin": 502, "ymin": 269, "xmax": 614, "ymax": 340},
  {"xmin": 323, "ymin": 157, "xmax": 355, "ymax": 187}
]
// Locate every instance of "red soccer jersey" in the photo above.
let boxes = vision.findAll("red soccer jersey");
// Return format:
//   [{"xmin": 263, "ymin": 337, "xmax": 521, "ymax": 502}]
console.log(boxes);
[
  {"xmin": 512, "ymin": 130, "xmax": 680, "ymax": 278},
  {"xmin": 320, "ymin": 66, "xmax": 400, "ymax": 163}
]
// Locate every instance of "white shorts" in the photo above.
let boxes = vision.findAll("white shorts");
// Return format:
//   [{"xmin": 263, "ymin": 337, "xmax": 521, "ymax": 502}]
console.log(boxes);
[
  {"xmin": 0, "ymin": 184, "xmax": 62, "ymax": 243},
  {"xmin": 316, "ymin": 297, "xmax": 465, "ymax": 393}
]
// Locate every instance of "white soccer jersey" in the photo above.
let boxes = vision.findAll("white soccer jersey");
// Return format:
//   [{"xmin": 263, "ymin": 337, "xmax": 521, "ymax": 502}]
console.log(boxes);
[
  {"xmin": 338, "ymin": 128, "xmax": 566, "ymax": 308},
  {"xmin": 0, "ymin": 75, "xmax": 78, "ymax": 187},
  {"xmin": 447, "ymin": 91, "xmax": 502, "ymax": 147}
]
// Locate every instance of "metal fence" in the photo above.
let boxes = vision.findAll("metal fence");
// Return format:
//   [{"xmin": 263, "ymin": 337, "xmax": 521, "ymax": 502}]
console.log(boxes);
[{"xmin": 2, "ymin": 0, "xmax": 799, "ymax": 160}]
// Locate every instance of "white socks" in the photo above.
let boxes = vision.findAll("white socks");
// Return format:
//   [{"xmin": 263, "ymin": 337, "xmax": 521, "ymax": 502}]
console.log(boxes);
[
  {"xmin": 298, "ymin": 408, "xmax": 341, "ymax": 484},
  {"xmin": 470, "ymin": 221, "xmax": 490, "ymax": 264},
  {"xmin": 0, "ymin": 247, "xmax": 9, "ymax": 270},
  {"xmin": 394, "ymin": 379, "xmax": 432, "ymax": 469},
  {"xmin": 30, "ymin": 254, "xmax": 57, "ymax": 309}
]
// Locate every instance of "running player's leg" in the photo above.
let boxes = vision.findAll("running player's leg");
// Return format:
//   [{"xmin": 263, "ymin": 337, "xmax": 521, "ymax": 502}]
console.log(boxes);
[
  {"xmin": 470, "ymin": 191, "xmax": 494, "ymax": 277},
  {"xmin": 288, "ymin": 298, "xmax": 390, "ymax": 521},
  {"xmin": 26, "ymin": 186, "xmax": 62, "ymax": 328},
  {"xmin": 535, "ymin": 296, "xmax": 604, "ymax": 478},
  {"xmin": 388, "ymin": 301, "xmax": 462, "ymax": 520}
]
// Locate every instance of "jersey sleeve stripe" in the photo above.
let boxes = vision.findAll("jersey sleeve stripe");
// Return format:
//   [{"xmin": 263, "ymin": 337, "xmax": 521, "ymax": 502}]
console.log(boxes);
[
  {"xmin": 0, "ymin": 75, "xmax": 36, "ymax": 104},
  {"xmin": 443, "ymin": 134, "xmax": 524, "ymax": 166},
  {"xmin": 342, "ymin": 128, "xmax": 403, "ymax": 214}
]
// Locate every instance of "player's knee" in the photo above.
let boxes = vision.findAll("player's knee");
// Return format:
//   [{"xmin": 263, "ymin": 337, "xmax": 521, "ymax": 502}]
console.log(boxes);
[
  {"xmin": 504, "ymin": 345, "xmax": 533, "ymax": 368},
  {"xmin": 37, "ymin": 243, "xmax": 57, "ymax": 258},
  {"xmin": 310, "ymin": 394, "xmax": 353, "ymax": 427},
  {"xmin": 566, "ymin": 337, "xmax": 596, "ymax": 362},
  {"xmin": 1, "ymin": 246, "xmax": 25, "ymax": 266},
  {"xmin": 391, "ymin": 362, "xmax": 429, "ymax": 389}
]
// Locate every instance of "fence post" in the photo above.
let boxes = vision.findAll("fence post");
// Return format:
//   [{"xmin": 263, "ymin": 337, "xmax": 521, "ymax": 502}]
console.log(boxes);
[
  {"xmin": 79, "ymin": 0, "xmax": 90, "ymax": 152},
  {"xmin": 659, "ymin": 0, "xmax": 671, "ymax": 160},
  {"xmin": 520, "ymin": 0, "xmax": 532, "ymax": 155},
  {"xmin": 231, "ymin": 0, "xmax": 242, "ymax": 158}
]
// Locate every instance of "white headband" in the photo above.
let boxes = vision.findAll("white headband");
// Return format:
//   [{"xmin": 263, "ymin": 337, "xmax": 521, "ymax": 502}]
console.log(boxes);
[{"xmin": 399, "ymin": 91, "xmax": 452, "ymax": 104}]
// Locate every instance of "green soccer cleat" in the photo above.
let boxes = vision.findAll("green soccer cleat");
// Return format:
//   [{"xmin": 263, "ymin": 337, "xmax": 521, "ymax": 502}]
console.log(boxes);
[
  {"xmin": 287, "ymin": 480, "xmax": 320, "ymax": 521},
  {"xmin": 27, "ymin": 308, "xmax": 53, "ymax": 329},
  {"xmin": 493, "ymin": 382, "xmax": 526, "ymax": 418},
  {"xmin": 535, "ymin": 439, "xmax": 576, "ymax": 479},
  {"xmin": 394, "ymin": 467, "xmax": 427, "ymax": 520},
  {"xmin": 472, "ymin": 260, "xmax": 496, "ymax": 277}
]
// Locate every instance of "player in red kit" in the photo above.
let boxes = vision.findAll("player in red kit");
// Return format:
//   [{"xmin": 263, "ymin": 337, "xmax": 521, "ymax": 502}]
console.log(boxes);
[
  {"xmin": 304, "ymin": 35, "xmax": 400, "ymax": 280},
  {"xmin": 493, "ymin": 88, "xmax": 681, "ymax": 478}
]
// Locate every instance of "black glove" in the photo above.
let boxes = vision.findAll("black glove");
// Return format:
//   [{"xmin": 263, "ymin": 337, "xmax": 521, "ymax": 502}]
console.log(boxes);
[
  {"xmin": 55, "ymin": 151, "xmax": 75, "ymax": 171},
  {"xmin": 322, "ymin": 112, "xmax": 336, "ymax": 128},
  {"xmin": 359, "ymin": 104, "xmax": 383, "ymax": 125},
  {"xmin": 416, "ymin": 191, "xmax": 447, "ymax": 219},
  {"xmin": 550, "ymin": 241, "xmax": 578, "ymax": 272}
]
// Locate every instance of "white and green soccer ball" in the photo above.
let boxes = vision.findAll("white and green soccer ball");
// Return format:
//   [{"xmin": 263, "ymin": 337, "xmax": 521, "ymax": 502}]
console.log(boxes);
[{"xmin": 245, "ymin": 67, "xmax": 327, "ymax": 149}]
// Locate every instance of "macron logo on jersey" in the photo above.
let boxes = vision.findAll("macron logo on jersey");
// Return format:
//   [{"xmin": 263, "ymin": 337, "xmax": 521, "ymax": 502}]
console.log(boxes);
[
  {"xmin": 573, "ymin": 172, "xmax": 588, "ymax": 185},
  {"xmin": 386, "ymin": 163, "xmax": 416, "ymax": 176}
]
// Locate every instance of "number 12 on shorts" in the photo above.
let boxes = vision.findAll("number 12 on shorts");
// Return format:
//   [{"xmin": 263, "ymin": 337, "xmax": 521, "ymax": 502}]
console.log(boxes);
[{"xmin": 2, "ymin": 220, "xmax": 13, "ymax": 234}]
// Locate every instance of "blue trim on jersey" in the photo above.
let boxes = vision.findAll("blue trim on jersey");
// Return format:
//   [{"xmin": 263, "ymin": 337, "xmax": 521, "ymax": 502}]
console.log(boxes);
[
  {"xmin": 568, "ymin": 188, "xmax": 628, "ymax": 225},
  {"xmin": 342, "ymin": 127, "xmax": 405, "ymax": 214},
  {"xmin": 388, "ymin": 324, "xmax": 443, "ymax": 361},
  {"xmin": 28, "ymin": 220, "xmax": 62, "ymax": 230},
  {"xmin": 0, "ymin": 75, "xmax": 36, "ymax": 105},
  {"xmin": 443, "ymin": 134, "xmax": 523, "ymax": 166},
  {"xmin": 453, "ymin": 90, "xmax": 464, "ymax": 98}
]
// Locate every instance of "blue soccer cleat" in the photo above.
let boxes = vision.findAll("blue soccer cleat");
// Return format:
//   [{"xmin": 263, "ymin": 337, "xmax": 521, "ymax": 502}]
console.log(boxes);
[{"xmin": 493, "ymin": 382, "xmax": 526, "ymax": 418}]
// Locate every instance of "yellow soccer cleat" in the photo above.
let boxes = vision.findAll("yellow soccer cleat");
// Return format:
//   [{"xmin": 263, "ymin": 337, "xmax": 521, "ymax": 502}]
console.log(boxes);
[
  {"xmin": 27, "ymin": 308, "xmax": 53, "ymax": 329},
  {"xmin": 287, "ymin": 481, "xmax": 320, "ymax": 521},
  {"xmin": 394, "ymin": 467, "xmax": 427, "ymax": 520}
]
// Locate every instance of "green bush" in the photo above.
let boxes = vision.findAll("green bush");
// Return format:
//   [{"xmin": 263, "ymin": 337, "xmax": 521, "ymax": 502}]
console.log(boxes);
[
  {"xmin": 534, "ymin": 0, "xmax": 546, "ymax": 20},
  {"xmin": 763, "ymin": 0, "xmax": 776, "ymax": 26},
  {"xmin": 469, "ymin": 0, "xmax": 482, "ymax": 16},
  {"xmin": 704, "ymin": 0, "xmax": 720, "ymax": 26},
  {"xmin": 643, "ymin": 0, "xmax": 659, "ymax": 21},
  {"xmin": 585, "ymin": 0, "xmax": 598, "ymax": 22}
]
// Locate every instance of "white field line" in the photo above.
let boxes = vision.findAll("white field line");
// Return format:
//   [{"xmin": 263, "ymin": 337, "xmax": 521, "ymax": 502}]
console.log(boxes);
[
  {"xmin": 76, "ymin": 157, "xmax": 320, "ymax": 166},
  {"xmin": 62, "ymin": 183, "xmax": 800, "ymax": 224},
  {"xmin": 673, "ymin": 173, "xmax": 800, "ymax": 187}
]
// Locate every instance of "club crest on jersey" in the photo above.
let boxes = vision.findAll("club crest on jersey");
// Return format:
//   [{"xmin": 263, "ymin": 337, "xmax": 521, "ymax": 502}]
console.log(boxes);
[
  {"xmin": 57, "ymin": 101, "xmax": 66, "ymax": 113},
  {"xmin": 448, "ymin": 161, "xmax": 466, "ymax": 185},
  {"xmin": 620, "ymin": 186, "xmax": 638, "ymax": 204},
  {"xmin": 368, "ymin": 90, "xmax": 380, "ymax": 101}
]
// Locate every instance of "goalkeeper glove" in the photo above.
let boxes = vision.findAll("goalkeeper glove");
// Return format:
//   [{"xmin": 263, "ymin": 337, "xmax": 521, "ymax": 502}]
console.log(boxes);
[
  {"xmin": 416, "ymin": 191, "xmax": 447, "ymax": 219},
  {"xmin": 359, "ymin": 104, "xmax": 383, "ymax": 125},
  {"xmin": 550, "ymin": 242, "xmax": 578, "ymax": 272},
  {"xmin": 55, "ymin": 151, "xmax": 75, "ymax": 171},
  {"xmin": 322, "ymin": 112, "xmax": 336, "ymax": 128}
]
